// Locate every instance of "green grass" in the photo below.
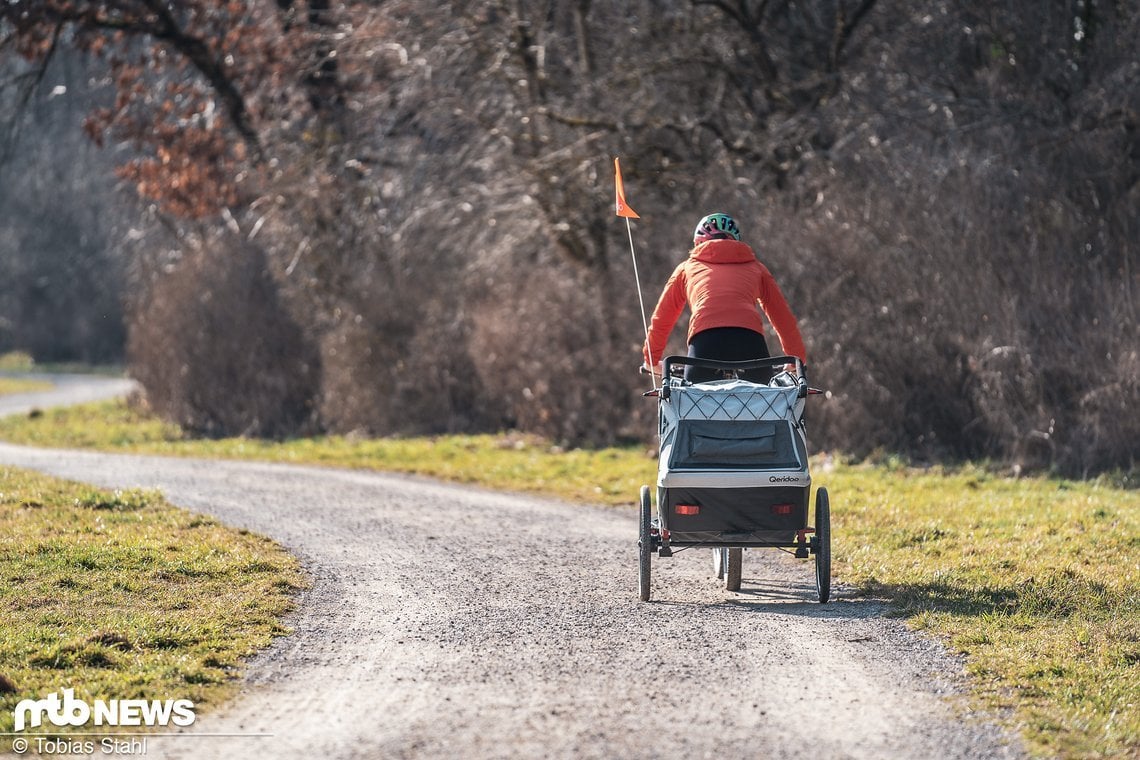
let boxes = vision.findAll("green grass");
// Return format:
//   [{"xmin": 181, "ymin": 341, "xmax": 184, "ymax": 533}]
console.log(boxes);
[
  {"xmin": 829, "ymin": 463, "xmax": 1139, "ymax": 758},
  {"xmin": 0, "ymin": 399, "xmax": 1138, "ymax": 757},
  {"xmin": 0, "ymin": 466, "xmax": 307, "ymax": 734}
]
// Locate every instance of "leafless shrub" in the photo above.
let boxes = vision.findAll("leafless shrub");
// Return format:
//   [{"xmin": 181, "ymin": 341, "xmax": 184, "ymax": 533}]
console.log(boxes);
[
  {"xmin": 126, "ymin": 235, "xmax": 319, "ymax": 437},
  {"xmin": 312, "ymin": 293, "xmax": 490, "ymax": 436},
  {"xmin": 468, "ymin": 263, "xmax": 653, "ymax": 445},
  {"xmin": 1071, "ymin": 349, "xmax": 1140, "ymax": 476},
  {"xmin": 763, "ymin": 104, "xmax": 1136, "ymax": 475}
]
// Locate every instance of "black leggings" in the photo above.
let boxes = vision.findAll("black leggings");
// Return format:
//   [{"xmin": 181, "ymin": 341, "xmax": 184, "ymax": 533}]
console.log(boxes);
[{"xmin": 686, "ymin": 327, "xmax": 772, "ymax": 384}]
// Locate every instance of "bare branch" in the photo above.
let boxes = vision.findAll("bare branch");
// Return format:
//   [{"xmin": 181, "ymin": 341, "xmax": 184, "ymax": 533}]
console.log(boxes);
[{"xmin": 136, "ymin": 0, "xmax": 261, "ymax": 153}]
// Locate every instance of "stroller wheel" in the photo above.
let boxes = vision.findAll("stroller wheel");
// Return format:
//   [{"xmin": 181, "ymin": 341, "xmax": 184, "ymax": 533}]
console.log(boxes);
[
  {"xmin": 725, "ymin": 548, "xmax": 742, "ymax": 592},
  {"xmin": 638, "ymin": 485, "xmax": 652, "ymax": 602},
  {"xmin": 815, "ymin": 487, "xmax": 832, "ymax": 603}
]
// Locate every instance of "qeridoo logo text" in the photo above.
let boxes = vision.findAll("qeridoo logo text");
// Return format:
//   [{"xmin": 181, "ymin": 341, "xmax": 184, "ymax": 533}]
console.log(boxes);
[
  {"xmin": 13, "ymin": 689, "xmax": 195, "ymax": 731},
  {"xmin": 768, "ymin": 475, "xmax": 803, "ymax": 483}
]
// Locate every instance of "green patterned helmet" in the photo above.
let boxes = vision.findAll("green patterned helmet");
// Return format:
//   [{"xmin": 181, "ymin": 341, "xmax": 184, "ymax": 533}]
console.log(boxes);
[{"xmin": 693, "ymin": 213, "xmax": 741, "ymax": 243}]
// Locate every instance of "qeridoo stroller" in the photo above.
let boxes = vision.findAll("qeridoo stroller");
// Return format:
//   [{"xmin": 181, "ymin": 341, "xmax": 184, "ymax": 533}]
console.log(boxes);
[{"xmin": 637, "ymin": 354, "xmax": 831, "ymax": 602}]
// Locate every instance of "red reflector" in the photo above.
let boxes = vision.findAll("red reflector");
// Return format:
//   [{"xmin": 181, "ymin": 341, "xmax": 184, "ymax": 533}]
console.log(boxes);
[
  {"xmin": 675, "ymin": 504, "xmax": 700, "ymax": 515},
  {"xmin": 771, "ymin": 503, "xmax": 794, "ymax": 515}
]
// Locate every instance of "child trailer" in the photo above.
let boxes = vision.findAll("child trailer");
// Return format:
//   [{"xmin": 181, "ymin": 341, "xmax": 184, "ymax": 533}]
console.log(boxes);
[{"xmin": 638, "ymin": 355, "xmax": 831, "ymax": 602}]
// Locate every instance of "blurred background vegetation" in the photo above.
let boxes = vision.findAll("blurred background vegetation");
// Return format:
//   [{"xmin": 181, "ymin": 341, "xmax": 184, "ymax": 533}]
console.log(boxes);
[{"xmin": 0, "ymin": 1, "xmax": 1135, "ymax": 476}]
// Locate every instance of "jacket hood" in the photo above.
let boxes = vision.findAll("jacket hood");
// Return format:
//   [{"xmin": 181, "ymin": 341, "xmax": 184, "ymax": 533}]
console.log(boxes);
[{"xmin": 689, "ymin": 239, "xmax": 757, "ymax": 264}]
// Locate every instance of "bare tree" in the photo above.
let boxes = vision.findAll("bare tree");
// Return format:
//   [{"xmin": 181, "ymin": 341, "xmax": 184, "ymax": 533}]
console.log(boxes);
[{"xmin": 2, "ymin": 0, "xmax": 1135, "ymax": 473}]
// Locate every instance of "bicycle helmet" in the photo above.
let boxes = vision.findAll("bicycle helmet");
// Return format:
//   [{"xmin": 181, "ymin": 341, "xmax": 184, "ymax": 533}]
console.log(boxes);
[{"xmin": 693, "ymin": 212, "xmax": 741, "ymax": 243}]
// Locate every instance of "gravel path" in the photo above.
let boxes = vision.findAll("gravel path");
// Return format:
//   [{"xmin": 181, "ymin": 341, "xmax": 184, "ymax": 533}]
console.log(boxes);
[
  {"xmin": 0, "ymin": 378, "xmax": 1025, "ymax": 759},
  {"xmin": 0, "ymin": 372, "xmax": 135, "ymax": 416}
]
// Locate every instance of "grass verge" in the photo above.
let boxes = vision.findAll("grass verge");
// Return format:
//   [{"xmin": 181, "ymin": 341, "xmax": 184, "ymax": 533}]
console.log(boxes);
[
  {"xmin": 0, "ymin": 465, "xmax": 307, "ymax": 735},
  {"xmin": 0, "ymin": 399, "xmax": 1137, "ymax": 757},
  {"xmin": 831, "ymin": 462, "xmax": 1139, "ymax": 758}
]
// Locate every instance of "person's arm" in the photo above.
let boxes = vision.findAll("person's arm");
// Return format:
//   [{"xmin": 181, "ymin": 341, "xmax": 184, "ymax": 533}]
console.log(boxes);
[
  {"xmin": 757, "ymin": 268, "xmax": 807, "ymax": 365},
  {"xmin": 643, "ymin": 263, "xmax": 688, "ymax": 366}
]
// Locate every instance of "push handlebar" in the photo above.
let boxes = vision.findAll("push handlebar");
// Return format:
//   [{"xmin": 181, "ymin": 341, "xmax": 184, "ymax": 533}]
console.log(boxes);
[
  {"xmin": 662, "ymin": 354, "xmax": 804, "ymax": 380},
  {"xmin": 650, "ymin": 355, "xmax": 809, "ymax": 400}
]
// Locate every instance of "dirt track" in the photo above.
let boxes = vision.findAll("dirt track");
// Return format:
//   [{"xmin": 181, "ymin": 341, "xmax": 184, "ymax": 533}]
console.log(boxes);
[{"xmin": 0, "ymin": 379, "xmax": 1025, "ymax": 759}]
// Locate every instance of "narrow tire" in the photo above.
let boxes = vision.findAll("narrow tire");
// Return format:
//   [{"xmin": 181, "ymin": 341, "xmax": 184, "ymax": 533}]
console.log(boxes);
[
  {"xmin": 815, "ymin": 487, "xmax": 831, "ymax": 603},
  {"xmin": 725, "ymin": 547, "xmax": 742, "ymax": 592},
  {"xmin": 638, "ymin": 485, "xmax": 652, "ymax": 602}
]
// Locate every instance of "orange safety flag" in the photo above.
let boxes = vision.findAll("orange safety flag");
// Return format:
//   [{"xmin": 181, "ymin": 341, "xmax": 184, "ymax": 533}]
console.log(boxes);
[{"xmin": 614, "ymin": 157, "xmax": 640, "ymax": 219}]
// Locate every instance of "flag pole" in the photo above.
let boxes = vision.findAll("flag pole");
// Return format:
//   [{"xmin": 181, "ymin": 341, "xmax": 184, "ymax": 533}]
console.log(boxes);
[
  {"xmin": 614, "ymin": 157, "xmax": 655, "ymax": 391},
  {"xmin": 624, "ymin": 215, "xmax": 656, "ymax": 392}
]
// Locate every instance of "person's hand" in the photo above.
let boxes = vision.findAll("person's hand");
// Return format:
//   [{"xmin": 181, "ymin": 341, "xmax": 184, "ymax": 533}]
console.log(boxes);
[{"xmin": 641, "ymin": 361, "xmax": 664, "ymax": 376}]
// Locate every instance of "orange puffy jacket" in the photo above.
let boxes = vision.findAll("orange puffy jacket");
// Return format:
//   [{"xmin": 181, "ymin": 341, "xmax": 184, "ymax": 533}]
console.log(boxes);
[{"xmin": 643, "ymin": 239, "xmax": 807, "ymax": 367}]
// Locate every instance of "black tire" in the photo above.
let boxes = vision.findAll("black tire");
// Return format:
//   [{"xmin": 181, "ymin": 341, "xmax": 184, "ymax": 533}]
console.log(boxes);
[
  {"xmin": 725, "ymin": 547, "xmax": 742, "ymax": 592},
  {"xmin": 814, "ymin": 487, "xmax": 831, "ymax": 603},
  {"xmin": 638, "ymin": 485, "xmax": 652, "ymax": 602},
  {"xmin": 712, "ymin": 547, "xmax": 725, "ymax": 579}
]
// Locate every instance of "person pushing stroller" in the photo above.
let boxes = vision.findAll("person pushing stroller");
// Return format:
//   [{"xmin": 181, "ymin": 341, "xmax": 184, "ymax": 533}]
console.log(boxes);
[{"xmin": 642, "ymin": 213, "xmax": 807, "ymax": 384}]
